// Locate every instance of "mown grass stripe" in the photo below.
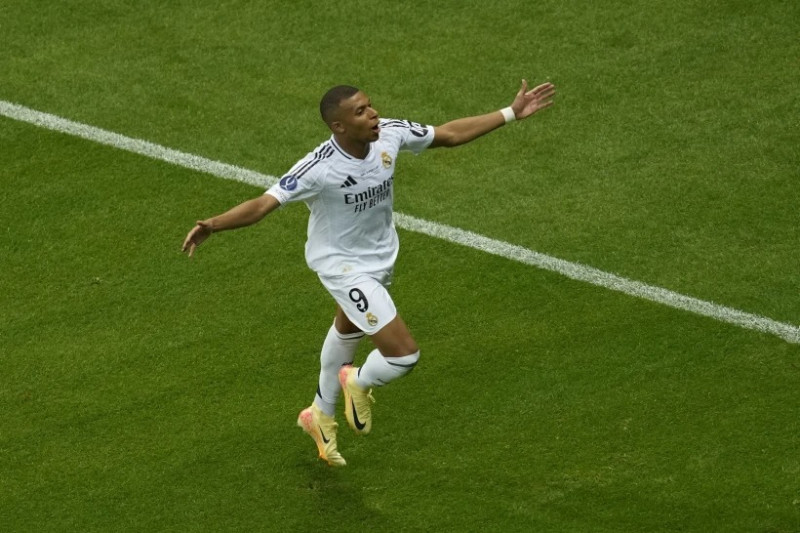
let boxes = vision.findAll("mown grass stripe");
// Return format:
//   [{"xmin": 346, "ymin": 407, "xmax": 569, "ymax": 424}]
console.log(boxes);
[{"xmin": 2, "ymin": 99, "xmax": 797, "ymax": 344}]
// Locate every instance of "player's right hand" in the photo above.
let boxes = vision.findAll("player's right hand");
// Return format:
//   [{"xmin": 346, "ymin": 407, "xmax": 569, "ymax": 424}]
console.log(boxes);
[{"xmin": 182, "ymin": 221, "xmax": 213, "ymax": 257}]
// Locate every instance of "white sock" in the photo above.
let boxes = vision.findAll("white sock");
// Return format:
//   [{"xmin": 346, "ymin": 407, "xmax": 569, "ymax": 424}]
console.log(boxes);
[
  {"xmin": 355, "ymin": 349, "xmax": 420, "ymax": 388},
  {"xmin": 313, "ymin": 325, "xmax": 364, "ymax": 417}
]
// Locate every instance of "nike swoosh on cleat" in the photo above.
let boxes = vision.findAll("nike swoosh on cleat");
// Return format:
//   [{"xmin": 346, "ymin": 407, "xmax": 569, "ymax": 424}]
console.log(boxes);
[
  {"xmin": 351, "ymin": 400, "xmax": 367, "ymax": 431},
  {"xmin": 319, "ymin": 426, "xmax": 331, "ymax": 444}
]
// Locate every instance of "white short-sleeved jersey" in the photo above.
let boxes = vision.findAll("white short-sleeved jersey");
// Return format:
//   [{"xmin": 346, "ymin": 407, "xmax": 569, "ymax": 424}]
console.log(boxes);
[{"xmin": 266, "ymin": 118, "xmax": 434, "ymax": 277}]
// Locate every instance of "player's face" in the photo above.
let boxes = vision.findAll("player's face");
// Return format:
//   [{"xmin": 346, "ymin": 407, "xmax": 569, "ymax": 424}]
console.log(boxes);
[{"xmin": 336, "ymin": 91, "xmax": 380, "ymax": 143}]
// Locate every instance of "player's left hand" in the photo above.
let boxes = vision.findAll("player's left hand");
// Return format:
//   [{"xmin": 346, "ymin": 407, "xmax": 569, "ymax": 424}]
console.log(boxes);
[{"xmin": 510, "ymin": 80, "xmax": 555, "ymax": 120}]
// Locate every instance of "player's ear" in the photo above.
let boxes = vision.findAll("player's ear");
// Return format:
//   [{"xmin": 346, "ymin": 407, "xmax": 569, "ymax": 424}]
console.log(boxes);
[{"xmin": 330, "ymin": 120, "xmax": 345, "ymax": 134}]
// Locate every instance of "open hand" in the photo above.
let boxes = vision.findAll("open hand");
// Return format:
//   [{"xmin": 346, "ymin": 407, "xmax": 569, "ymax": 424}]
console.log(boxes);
[{"xmin": 510, "ymin": 80, "xmax": 555, "ymax": 120}]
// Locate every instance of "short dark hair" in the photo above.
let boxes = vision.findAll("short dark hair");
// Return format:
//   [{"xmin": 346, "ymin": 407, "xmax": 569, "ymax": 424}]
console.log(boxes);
[{"xmin": 319, "ymin": 85, "xmax": 360, "ymax": 124}]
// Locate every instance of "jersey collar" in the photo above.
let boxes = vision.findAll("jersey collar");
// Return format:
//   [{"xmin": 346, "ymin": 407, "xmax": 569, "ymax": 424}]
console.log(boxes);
[{"xmin": 330, "ymin": 136, "xmax": 372, "ymax": 161}]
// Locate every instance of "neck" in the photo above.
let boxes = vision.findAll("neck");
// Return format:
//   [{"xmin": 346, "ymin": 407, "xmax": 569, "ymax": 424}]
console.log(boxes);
[{"xmin": 334, "ymin": 135, "xmax": 369, "ymax": 159}]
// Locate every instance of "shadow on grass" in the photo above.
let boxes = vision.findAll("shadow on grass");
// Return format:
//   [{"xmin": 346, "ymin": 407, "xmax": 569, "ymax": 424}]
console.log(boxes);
[{"xmin": 292, "ymin": 460, "xmax": 386, "ymax": 529}]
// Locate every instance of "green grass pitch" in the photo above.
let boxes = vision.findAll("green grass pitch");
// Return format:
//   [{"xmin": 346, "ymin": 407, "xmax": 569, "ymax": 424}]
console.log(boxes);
[{"xmin": 1, "ymin": 1, "xmax": 799, "ymax": 531}]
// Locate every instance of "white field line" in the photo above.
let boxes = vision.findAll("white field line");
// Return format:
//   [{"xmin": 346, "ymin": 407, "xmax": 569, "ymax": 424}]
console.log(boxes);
[{"xmin": 2, "ymin": 99, "xmax": 798, "ymax": 344}]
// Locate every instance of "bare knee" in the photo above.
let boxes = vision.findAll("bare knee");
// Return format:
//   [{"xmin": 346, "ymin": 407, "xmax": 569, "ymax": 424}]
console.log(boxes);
[
  {"xmin": 371, "ymin": 315, "xmax": 419, "ymax": 357},
  {"xmin": 334, "ymin": 306, "xmax": 363, "ymax": 335},
  {"xmin": 375, "ymin": 335, "xmax": 418, "ymax": 357}
]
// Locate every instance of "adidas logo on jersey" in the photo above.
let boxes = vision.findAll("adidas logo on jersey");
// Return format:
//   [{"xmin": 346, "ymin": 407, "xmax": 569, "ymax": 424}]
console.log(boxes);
[{"xmin": 340, "ymin": 176, "xmax": 358, "ymax": 188}]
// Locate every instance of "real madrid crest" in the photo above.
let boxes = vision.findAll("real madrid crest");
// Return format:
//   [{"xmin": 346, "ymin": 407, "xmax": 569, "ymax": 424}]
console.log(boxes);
[
  {"xmin": 381, "ymin": 151, "xmax": 392, "ymax": 169},
  {"xmin": 366, "ymin": 312, "xmax": 379, "ymax": 327}
]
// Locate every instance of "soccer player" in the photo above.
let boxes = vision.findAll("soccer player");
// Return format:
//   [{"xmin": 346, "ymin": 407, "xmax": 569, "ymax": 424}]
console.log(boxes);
[{"xmin": 181, "ymin": 80, "xmax": 555, "ymax": 466}]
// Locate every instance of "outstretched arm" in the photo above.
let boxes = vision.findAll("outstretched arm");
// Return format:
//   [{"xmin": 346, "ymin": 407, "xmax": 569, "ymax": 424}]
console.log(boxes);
[
  {"xmin": 430, "ymin": 80, "xmax": 555, "ymax": 148},
  {"xmin": 181, "ymin": 193, "xmax": 281, "ymax": 257}
]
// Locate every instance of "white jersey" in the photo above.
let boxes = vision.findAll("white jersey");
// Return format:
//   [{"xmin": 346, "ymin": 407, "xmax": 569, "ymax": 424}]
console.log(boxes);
[{"xmin": 265, "ymin": 118, "xmax": 435, "ymax": 277}]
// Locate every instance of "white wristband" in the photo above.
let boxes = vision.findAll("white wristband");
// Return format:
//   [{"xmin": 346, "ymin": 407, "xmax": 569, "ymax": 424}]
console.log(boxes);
[{"xmin": 500, "ymin": 106, "xmax": 516, "ymax": 124}]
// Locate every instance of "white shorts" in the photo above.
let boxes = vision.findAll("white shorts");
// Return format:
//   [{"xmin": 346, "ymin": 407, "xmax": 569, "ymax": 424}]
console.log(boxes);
[{"xmin": 318, "ymin": 270, "xmax": 397, "ymax": 335}]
